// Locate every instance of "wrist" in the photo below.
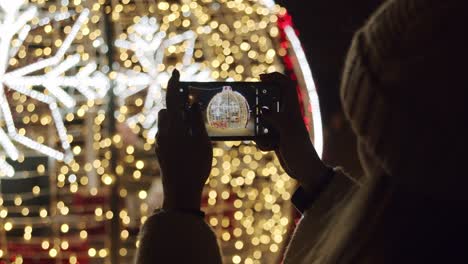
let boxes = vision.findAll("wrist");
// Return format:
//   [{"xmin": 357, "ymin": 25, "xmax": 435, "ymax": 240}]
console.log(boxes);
[
  {"xmin": 298, "ymin": 162, "xmax": 330, "ymax": 194},
  {"xmin": 162, "ymin": 190, "xmax": 202, "ymax": 211},
  {"xmin": 292, "ymin": 166, "xmax": 335, "ymax": 213}
]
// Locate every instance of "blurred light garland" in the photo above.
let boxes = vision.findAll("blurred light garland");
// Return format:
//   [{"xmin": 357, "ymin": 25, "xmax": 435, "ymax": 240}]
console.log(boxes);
[
  {"xmin": 0, "ymin": 0, "xmax": 323, "ymax": 263},
  {"xmin": 0, "ymin": 1, "xmax": 109, "ymax": 177}
]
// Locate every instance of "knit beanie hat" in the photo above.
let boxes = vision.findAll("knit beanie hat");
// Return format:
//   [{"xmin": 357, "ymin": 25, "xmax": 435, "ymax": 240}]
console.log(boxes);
[{"xmin": 340, "ymin": 0, "xmax": 468, "ymax": 200}]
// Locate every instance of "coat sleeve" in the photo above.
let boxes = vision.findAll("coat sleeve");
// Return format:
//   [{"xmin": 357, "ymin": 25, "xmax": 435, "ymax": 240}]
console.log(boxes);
[
  {"xmin": 283, "ymin": 167, "xmax": 361, "ymax": 263},
  {"xmin": 135, "ymin": 210, "xmax": 223, "ymax": 264}
]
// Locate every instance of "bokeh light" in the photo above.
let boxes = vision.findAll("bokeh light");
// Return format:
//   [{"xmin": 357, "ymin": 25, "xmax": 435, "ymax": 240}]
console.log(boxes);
[{"xmin": 0, "ymin": 0, "xmax": 322, "ymax": 263}]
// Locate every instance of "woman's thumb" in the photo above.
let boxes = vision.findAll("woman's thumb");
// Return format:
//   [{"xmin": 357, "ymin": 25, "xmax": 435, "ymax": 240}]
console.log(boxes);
[{"xmin": 189, "ymin": 103, "xmax": 208, "ymax": 137}]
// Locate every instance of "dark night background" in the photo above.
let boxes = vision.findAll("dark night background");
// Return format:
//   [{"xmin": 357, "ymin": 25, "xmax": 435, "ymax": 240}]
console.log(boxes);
[{"xmin": 277, "ymin": 0, "xmax": 385, "ymax": 175}]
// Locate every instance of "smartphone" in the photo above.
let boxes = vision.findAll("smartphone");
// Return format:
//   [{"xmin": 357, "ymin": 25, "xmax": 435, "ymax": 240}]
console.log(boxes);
[{"xmin": 178, "ymin": 82, "xmax": 280, "ymax": 141}]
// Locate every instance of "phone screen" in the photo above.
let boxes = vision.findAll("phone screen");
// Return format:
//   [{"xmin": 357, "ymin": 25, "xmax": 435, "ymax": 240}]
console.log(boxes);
[
  {"xmin": 187, "ymin": 83, "xmax": 256, "ymax": 138},
  {"xmin": 179, "ymin": 82, "xmax": 280, "ymax": 140}
]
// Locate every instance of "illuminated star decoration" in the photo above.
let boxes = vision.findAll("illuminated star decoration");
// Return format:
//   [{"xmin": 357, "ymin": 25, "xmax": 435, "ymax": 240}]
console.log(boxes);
[
  {"xmin": 115, "ymin": 16, "xmax": 211, "ymax": 139},
  {"xmin": 0, "ymin": 1, "xmax": 109, "ymax": 177}
]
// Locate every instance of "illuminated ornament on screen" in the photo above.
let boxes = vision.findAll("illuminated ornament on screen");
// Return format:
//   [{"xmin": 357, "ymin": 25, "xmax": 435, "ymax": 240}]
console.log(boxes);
[
  {"xmin": 207, "ymin": 86, "xmax": 250, "ymax": 130},
  {"xmin": 0, "ymin": 2, "xmax": 109, "ymax": 177},
  {"xmin": 115, "ymin": 16, "xmax": 211, "ymax": 139}
]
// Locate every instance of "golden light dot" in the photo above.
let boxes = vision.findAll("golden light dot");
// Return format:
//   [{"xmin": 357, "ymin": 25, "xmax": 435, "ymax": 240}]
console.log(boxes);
[
  {"xmin": 122, "ymin": 216, "xmax": 130, "ymax": 225},
  {"xmin": 245, "ymin": 258, "xmax": 254, "ymax": 264},
  {"xmin": 233, "ymin": 228, "xmax": 242, "ymax": 237},
  {"xmin": 121, "ymin": 229, "xmax": 129, "ymax": 239},
  {"xmin": 39, "ymin": 208, "xmax": 48, "ymax": 218},
  {"xmin": 234, "ymin": 199, "xmax": 243, "ymax": 208},
  {"xmin": 80, "ymin": 230, "xmax": 88, "ymax": 239},
  {"xmin": 61, "ymin": 241, "xmax": 69, "ymax": 250},
  {"xmin": 270, "ymin": 244, "xmax": 279, "ymax": 252},
  {"xmin": 208, "ymin": 190, "xmax": 217, "ymax": 199},
  {"xmin": 95, "ymin": 207, "xmax": 103, "ymax": 216},
  {"xmin": 119, "ymin": 248, "xmax": 128, "ymax": 256},
  {"xmin": 235, "ymin": 241, "xmax": 244, "ymax": 250},
  {"xmin": 134, "ymin": 98, "xmax": 143, "ymax": 106},
  {"xmin": 73, "ymin": 146, "xmax": 81, "ymax": 155},
  {"xmin": 15, "ymin": 255, "xmax": 23, "ymax": 263},
  {"xmin": 69, "ymin": 256, "xmax": 78, "ymax": 264},
  {"xmin": 133, "ymin": 170, "xmax": 142, "ymax": 179},
  {"xmin": 0, "ymin": 209, "xmax": 7, "ymax": 218},
  {"xmin": 27, "ymin": 103, "xmax": 35, "ymax": 112},
  {"xmin": 158, "ymin": 1, "xmax": 169, "ymax": 10},
  {"xmin": 232, "ymin": 255, "xmax": 241, "ymax": 264},
  {"xmin": 58, "ymin": 174, "xmax": 66, "ymax": 182},
  {"xmin": 102, "ymin": 174, "xmax": 113, "ymax": 185},
  {"xmin": 41, "ymin": 240, "xmax": 50, "ymax": 249},
  {"xmin": 222, "ymin": 232, "xmax": 231, "ymax": 241},
  {"xmin": 272, "ymin": 204, "xmax": 281, "ymax": 213},
  {"xmin": 234, "ymin": 211, "xmax": 243, "ymax": 220},
  {"xmin": 80, "ymin": 176, "xmax": 89, "ymax": 185},
  {"xmin": 24, "ymin": 232, "xmax": 32, "ymax": 240},
  {"xmin": 61, "ymin": 224, "xmax": 69, "ymax": 233},
  {"xmin": 209, "ymin": 217, "xmax": 218, "ymax": 226},
  {"xmin": 126, "ymin": 146, "xmax": 134, "ymax": 154},
  {"xmin": 49, "ymin": 248, "xmax": 58, "ymax": 258},
  {"xmin": 21, "ymin": 207, "xmax": 29, "ymax": 216},
  {"xmin": 98, "ymin": 249, "xmax": 108, "ymax": 258},
  {"xmin": 70, "ymin": 184, "xmax": 78, "ymax": 193},
  {"xmin": 32, "ymin": 185, "xmax": 41, "ymax": 195},
  {"xmin": 106, "ymin": 211, "xmax": 114, "ymax": 219},
  {"xmin": 135, "ymin": 160, "xmax": 144, "ymax": 169},
  {"xmin": 14, "ymin": 196, "xmax": 22, "ymax": 206},
  {"xmin": 270, "ymin": 26, "xmax": 279, "ymax": 37},
  {"xmin": 138, "ymin": 190, "xmax": 147, "ymax": 200},
  {"xmin": 88, "ymin": 248, "xmax": 96, "ymax": 257},
  {"xmin": 240, "ymin": 42, "xmax": 251, "ymax": 51},
  {"xmin": 18, "ymin": 128, "xmax": 26, "ymax": 136}
]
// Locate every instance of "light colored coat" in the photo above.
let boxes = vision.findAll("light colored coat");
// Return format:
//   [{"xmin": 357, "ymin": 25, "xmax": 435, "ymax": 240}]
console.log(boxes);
[{"xmin": 135, "ymin": 168, "xmax": 359, "ymax": 264}]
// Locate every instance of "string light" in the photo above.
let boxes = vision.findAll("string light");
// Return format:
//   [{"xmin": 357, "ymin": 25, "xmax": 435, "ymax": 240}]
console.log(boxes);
[
  {"xmin": 0, "ymin": 0, "xmax": 322, "ymax": 263},
  {"xmin": 0, "ymin": 3, "xmax": 109, "ymax": 176},
  {"xmin": 114, "ymin": 16, "xmax": 211, "ymax": 139},
  {"xmin": 113, "ymin": 1, "xmax": 321, "ymax": 263}
]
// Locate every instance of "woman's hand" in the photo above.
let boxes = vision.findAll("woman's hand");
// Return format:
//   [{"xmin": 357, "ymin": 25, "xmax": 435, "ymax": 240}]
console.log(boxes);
[
  {"xmin": 257, "ymin": 73, "xmax": 328, "ymax": 193},
  {"xmin": 156, "ymin": 70, "xmax": 213, "ymax": 211}
]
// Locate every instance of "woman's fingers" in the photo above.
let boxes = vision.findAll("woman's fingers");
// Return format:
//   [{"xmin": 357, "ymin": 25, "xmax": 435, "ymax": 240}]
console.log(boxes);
[
  {"xmin": 165, "ymin": 69, "xmax": 191, "ymax": 136},
  {"xmin": 189, "ymin": 103, "xmax": 208, "ymax": 139},
  {"xmin": 260, "ymin": 72, "xmax": 289, "ymax": 84},
  {"xmin": 255, "ymin": 139, "xmax": 278, "ymax": 152},
  {"xmin": 260, "ymin": 72, "xmax": 298, "ymax": 113},
  {"xmin": 166, "ymin": 69, "xmax": 183, "ymax": 118},
  {"xmin": 261, "ymin": 110, "xmax": 283, "ymax": 133}
]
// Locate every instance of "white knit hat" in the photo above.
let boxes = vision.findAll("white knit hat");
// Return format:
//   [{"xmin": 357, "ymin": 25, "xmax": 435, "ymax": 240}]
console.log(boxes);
[{"xmin": 340, "ymin": 0, "xmax": 468, "ymax": 200}]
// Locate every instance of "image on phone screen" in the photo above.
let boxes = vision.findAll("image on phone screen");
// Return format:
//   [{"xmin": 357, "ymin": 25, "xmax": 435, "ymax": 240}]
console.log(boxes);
[{"xmin": 187, "ymin": 84, "xmax": 257, "ymax": 138}]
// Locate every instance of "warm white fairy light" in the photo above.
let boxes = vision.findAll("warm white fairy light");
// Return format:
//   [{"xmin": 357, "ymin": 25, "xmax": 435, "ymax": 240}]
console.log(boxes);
[
  {"xmin": 0, "ymin": 1, "xmax": 324, "ymax": 262},
  {"xmin": 0, "ymin": 129, "xmax": 17, "ymax": 161},
  {"xmin": 115, "ymin": 16, "xmax": 211, "ymax": 139},
  {"xmin": 283, "ymin": 26, "xmax": 323, "ymax": 157},
  {"xmin": 0, "ymin": 2, "xmax": 109, "ymax": 176}
]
